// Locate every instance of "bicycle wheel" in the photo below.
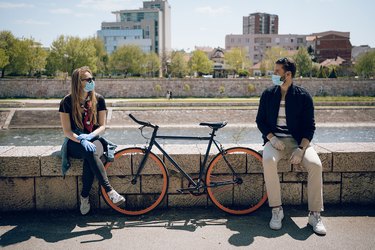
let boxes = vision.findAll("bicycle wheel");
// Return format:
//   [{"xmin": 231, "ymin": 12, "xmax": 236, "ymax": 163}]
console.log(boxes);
[
  {"xmin": 101, "ymin": 147, "xmax": 168, "ymax": 216},
  {"xmin": 206, "ymin": 147, "xmax": 267, "ymax": 215}
]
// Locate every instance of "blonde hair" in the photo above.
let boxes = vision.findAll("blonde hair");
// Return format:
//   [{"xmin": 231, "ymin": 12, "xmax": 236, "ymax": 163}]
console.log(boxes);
[{"xmin": 71, "ymin": 66, "xmax": 97, "ymax": 131}]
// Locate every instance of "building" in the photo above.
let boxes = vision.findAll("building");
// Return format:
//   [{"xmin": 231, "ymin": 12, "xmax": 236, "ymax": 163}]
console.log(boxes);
[
  {"xmin": 243, "ymin": 12, "xmax": 278, "ymax": 35},
  {"xmin": 308, "ymin": 31, "xmax": 352, "ymax": 64},
  {"xmin": 226, "ymin": 33, "xmax": 306, "ymax": 64},
  {"xmin": 352, "ymin": 45, "xmax": 374, "ymax": 62},
  {"xmin": 97, "ymin": 0, "xmax": 171, "ymax": 55}
]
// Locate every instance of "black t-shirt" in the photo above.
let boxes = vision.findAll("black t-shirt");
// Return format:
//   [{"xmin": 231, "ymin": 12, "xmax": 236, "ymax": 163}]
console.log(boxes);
[{"xmin": 59, "ymin": 93, "xmax": 107, "ymax": 133}]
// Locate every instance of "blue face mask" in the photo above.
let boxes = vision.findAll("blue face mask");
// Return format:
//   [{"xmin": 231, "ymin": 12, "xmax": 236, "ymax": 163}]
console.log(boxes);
[
  {"xmin": 271, "ymin": 74, "xmax": 285, "ymax": 86},
  {"xmin": 84, "ymin": 80, "xmax": 95, "ymax": 92}
]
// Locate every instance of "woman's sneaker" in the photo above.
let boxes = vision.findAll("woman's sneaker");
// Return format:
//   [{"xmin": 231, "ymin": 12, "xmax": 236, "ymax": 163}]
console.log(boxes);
[
  {"xmin": 308, "ymin": 212, "xmax": 327, "ymax": 235},
  {"xmin": 108, "ymin": 189, "xmax": 125, "ymax": 205},
  {"xmin": 80, "ymin": 195, "xmax": 90, "ymax": 215},
  {"xmin": 270, "ymin": 206, "xmax": 284, "ymax": 230}
]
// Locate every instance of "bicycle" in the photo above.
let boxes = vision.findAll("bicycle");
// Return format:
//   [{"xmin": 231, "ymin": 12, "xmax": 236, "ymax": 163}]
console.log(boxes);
[{"xmin": 101, "ymin": 114, "xmax": 268, "ymax": 215}]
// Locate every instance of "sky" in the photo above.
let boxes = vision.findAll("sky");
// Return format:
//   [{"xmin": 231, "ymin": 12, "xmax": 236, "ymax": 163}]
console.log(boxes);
[{"xmin": 0, "ymin": 0, "xmax": 374, "ymax": 51}]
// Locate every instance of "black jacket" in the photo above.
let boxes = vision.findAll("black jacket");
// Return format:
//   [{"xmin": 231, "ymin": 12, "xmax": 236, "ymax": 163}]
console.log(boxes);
[{"xmin": 256, "ymin": 83, "xmax": 316, "ymax": 145}]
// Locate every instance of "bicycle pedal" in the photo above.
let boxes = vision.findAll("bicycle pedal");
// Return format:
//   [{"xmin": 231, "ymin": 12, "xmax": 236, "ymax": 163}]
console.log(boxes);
[{"xmin": 176, "ymin": 189, "xmax": 185, "ymax": 194}]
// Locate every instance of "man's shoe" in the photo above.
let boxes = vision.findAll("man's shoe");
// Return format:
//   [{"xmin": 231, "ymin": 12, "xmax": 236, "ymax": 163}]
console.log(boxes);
[
  {"xmin": 308, "ymin": 212, "xmax": 327, "ymax": 235},
  {"xmin": 80, "ymin": 195, "xmax": 90, "ymax": 215},
  {"xmin": 270, "ymin": 207, "xmax": 284, "ymax": 230},
  {"xmin": 108, "ymin": 189, "xmax": 126, "ymax": 205}
]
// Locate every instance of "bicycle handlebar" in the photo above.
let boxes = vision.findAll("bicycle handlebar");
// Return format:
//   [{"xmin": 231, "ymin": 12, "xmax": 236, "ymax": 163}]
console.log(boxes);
[{"xmin": 128, "ymin": 113, "xmax": 156, "ymax": 128}]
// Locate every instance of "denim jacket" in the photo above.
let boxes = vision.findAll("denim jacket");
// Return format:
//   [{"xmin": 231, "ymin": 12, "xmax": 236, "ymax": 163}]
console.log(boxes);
[{"xmin": 60, "ymin": 129, "xmax": 117, "ymax": 177}]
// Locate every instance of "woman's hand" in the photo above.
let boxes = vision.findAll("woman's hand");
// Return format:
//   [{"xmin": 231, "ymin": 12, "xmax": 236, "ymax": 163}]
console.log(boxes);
[
  {"xmin": 80, "ymin": 139, "xmax": 96, "ymax": 152},
  {"xmin": 77, "ymin": 132, "xmax": 96, "ymax": 141}
]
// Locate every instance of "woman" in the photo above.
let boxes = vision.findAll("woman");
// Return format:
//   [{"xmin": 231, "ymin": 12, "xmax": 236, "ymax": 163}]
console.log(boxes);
[{"xmin": 59, "ymin": 66, "xmax": 125, "ymax": 215}]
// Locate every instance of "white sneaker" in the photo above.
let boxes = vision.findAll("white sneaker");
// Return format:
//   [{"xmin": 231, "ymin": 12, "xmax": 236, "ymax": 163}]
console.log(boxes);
[
  {"xmin": 270, "ymin": 207, "xmax": 284, "ymax": 230},
  {"xmin": 80, "ymin": 195, "xmax": 90, "ymax": 215},
  {"xmin": 308, "ymin": 212, "xmax": 327, "ymax": 235},
  {"xmin": 107, "ymin": 189, "xmax": 125, "ymax": 205}
]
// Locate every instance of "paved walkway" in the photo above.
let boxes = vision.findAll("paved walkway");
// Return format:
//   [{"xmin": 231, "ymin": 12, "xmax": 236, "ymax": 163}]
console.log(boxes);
[{"xmin": 1, "ymin": 205, "xmax": 374, "ymax": 250}]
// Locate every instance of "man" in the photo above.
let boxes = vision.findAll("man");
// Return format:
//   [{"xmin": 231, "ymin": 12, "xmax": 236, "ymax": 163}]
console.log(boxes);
[{"xmin": 256, "ymin": 57, "xmax": 326, "ymax": 235}]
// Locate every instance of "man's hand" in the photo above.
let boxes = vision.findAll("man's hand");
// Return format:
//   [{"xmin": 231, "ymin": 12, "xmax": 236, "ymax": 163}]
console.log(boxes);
[
  {"xmin": 270, "ymin": 136, "xmax": 285, "ymax": 151},
  {"xmin": 290, "ymin": 148, "xmax": 304, "ymax": 164}
]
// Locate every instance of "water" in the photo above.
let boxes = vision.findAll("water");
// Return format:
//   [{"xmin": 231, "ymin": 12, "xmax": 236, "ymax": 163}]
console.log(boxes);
[{"xmin": 1, "ymin": 126, "xmax": 375, "ymax": 146}]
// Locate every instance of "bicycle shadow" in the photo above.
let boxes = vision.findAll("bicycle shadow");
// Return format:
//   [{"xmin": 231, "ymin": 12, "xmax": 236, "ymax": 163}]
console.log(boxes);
[
  {"xmin": 0, "ymin": 207, "xmax": 312, "ymax": 247},
  {"xmin": 1, "ymin": 205, "xmax": 373, "ymax": 248}
]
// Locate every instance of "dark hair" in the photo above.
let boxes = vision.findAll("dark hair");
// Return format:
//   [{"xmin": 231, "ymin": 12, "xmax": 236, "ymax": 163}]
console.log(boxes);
[{"xmin": 275, "ymin": 57, "xmax": 296, "ymax": 78}]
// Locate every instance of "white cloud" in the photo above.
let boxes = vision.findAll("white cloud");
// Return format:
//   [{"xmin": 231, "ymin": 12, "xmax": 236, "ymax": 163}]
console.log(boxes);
[
  {"xmin": 76, "ymin": 0, "xmax": 138, "ymax": 12},
  {"xmin": 49, "ymin": 8, "xmax": 73, "ymax": 14},
  {"xmin": 0, "ymin": 2, "xmax": 34, "ymax": 8},
  {"xmin": 195, "ymin": 6, "xmax": 230, "ymax": 16},
  {"xmin": 16, "ymin": 19, "xmax": 49, "ymax": 25}
]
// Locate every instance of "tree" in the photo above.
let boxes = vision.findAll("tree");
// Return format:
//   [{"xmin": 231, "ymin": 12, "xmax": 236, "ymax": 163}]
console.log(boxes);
[
  {"xmin": 88, "ymin": 37, "xmax": 108, "ymax": 76},
  {"xmin": 145, "ymin": 52, "xmax": 160, "ymax": 77},
  {"xmin": 261, "ymin": 47, "xmax": 289, "ymax": 73},
  {"xmin": 318, "ymin": 65, "xmax": 327, "ymax": 78},
  {"xmin": 109, "ymin": 45, "xmax": 146, "ymax": 76},
  {"xmin": 47, "ymin": 35, "xmax": 98, "ymax": 75},
  {"xmin": 293, "ymin": 47, "xmax": 312, "ymax": 77},
  {"xmin": 170, "ymin": 50, "xmax": 188, "ymax": 78},
  {"xmin": 224, "ymin": 47, "xmax": 251, "ymax": 75},
  {"xmin": 0, "ymin": 48, "xmax": 9, "ymax": 72},
  {"xmin": 188, "ymin": 50, "xmax": 213, "ymax": 76},
  {"xmin": 13, "ymin": 38, "xmax": 48, "ymax": 76},
  {"xmin": 0, "ymin": 31, "xmax": 17, "ymax": 77},
  {"xmin": 355, "ymin": 51, "xmax": 375, "ymax": 78}
]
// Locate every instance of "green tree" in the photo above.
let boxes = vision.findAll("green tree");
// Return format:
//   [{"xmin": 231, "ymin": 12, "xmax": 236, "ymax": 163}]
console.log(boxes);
[
  {"xmin": 188, "ymin": 50, "xmax": 213, "ymax": 76},
  {"xmin": 13, "ymin": 38, "xmax": 48, "ymax": 76},
  {"xmin": 293, "ymin": 47, "xmax": 312, "ymax": 77},
  {"xmin": 47, "ymin": 35, "xmax": 97, "ymax": 75},
  {"xmin": 318, "ymin": 65, "xmax": 327, "ymax": 78},
  {"xmin": 88, "ymin": 37, "xmax": 108, "ymax": 76},
  {"xmin": 355, "ymin": 51, "xmax": 375, "ymax": 78},
  {"xmin": 261, "ymin": 47, "xmax": 289, "ymax": 73},
  {"xmin": 145, "ymin": 52, "xmax": 160, "ymax": 77},
  {"xmin": 109, "ymin": 45, "xmax": 146, "ymax": 76},
  {"xmin": 224, "ymin": 47, "xmax": 251, "ymax": 75},
  {"xmin": 0, "ymin": 31, "xmax": 17, "ymax": 77},
  {"xmin": 0, "ymin": 48, "xmax": 9, "ymax": 72},
  {"xmin": 170, "ymin": 50, "xmax": 188, "ymax": 78}
]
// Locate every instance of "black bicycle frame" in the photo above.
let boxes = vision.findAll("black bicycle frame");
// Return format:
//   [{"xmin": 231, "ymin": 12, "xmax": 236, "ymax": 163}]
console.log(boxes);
[{"xmin": 132, "ymin": 124, "xmax": 230, "ymax": 189}]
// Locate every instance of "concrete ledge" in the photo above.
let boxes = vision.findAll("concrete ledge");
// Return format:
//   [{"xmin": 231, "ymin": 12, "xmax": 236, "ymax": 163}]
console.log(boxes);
[{"xmin": 0, "ymin": 143, "xmax": 374, "ymax": 211}]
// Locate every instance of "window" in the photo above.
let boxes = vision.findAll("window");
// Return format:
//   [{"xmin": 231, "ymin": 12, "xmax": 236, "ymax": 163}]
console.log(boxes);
[
  {"xmin": 317, "ymin": 50, "xmax": 320, "ymax": 54},
  {"xmin": 113, "ymin": 36, "xmax": 117, "ymax": 41},
  {"xmin": 124, "ymin": 36, "xmax": 127, "ymax": 40},
  {"xmin": 317, "ymin": 40, "xmax": 320, "ymax": 45}
]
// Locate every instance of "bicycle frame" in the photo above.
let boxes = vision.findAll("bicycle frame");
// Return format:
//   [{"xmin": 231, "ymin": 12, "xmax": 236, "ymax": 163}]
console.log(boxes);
[{"xmin": 132, "ymin": 124, "xmax": 237, "ymax": 190}]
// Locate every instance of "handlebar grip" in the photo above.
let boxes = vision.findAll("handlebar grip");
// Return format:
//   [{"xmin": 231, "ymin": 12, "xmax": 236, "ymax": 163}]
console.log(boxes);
[{"xmin": 128, "ymin": 113, "xmax": 154, "ymax": 127}]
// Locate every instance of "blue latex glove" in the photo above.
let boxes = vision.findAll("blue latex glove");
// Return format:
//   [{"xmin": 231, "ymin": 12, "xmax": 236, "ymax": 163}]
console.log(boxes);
[
  {"xmin": 77, "ymin": 132, "xmax": 96, "ymax": 142},
  {"xmin": 80, "ymin": 139, "xmax": 96, "ymax": 152}
]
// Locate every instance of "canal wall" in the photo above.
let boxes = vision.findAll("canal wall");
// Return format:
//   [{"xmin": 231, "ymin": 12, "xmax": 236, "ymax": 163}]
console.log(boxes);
[
  {"xmin": 0, "ymin": 143, "xmax": 374, "ymax": 211},
  {"xmin": 1, "ymin": 78, "xmax": 375, "ymax": 98}
]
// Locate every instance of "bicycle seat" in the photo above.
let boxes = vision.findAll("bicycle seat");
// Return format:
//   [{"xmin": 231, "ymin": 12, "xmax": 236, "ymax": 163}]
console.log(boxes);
[{"xmin": 199, "ymin": 121, "xmax": 227, "ymax": 129}]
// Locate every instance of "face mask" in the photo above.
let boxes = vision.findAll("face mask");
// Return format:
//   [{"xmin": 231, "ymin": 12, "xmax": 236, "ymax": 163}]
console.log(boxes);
[
  {"xmin": 84, "ymin": 80, "xmax": 95, "ymax": 92},
  {"xmin": 271, "ymin": 74, "xmax": 285, "ymax": 86}
]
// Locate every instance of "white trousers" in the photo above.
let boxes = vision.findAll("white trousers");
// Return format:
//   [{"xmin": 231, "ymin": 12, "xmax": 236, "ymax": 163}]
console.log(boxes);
[{"xmin": 262, "ymin": 137, "xmax": 324, "ymax": 211}]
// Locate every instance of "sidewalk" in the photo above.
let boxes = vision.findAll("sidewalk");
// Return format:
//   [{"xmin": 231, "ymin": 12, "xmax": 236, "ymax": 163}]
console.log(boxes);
[{"xmin": 1, "ymin": 205, "xmax": 374, "ymax": 250}]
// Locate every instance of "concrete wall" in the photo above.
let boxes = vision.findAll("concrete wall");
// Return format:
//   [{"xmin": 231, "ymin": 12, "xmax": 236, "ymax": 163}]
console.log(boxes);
[
  {"xmin": 0, "ymin": 78, "xmax": 374, "ymax": 98},
  {"xmin": 0, "ymin": 143, "xmax": 374, "ymax": 212}
]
